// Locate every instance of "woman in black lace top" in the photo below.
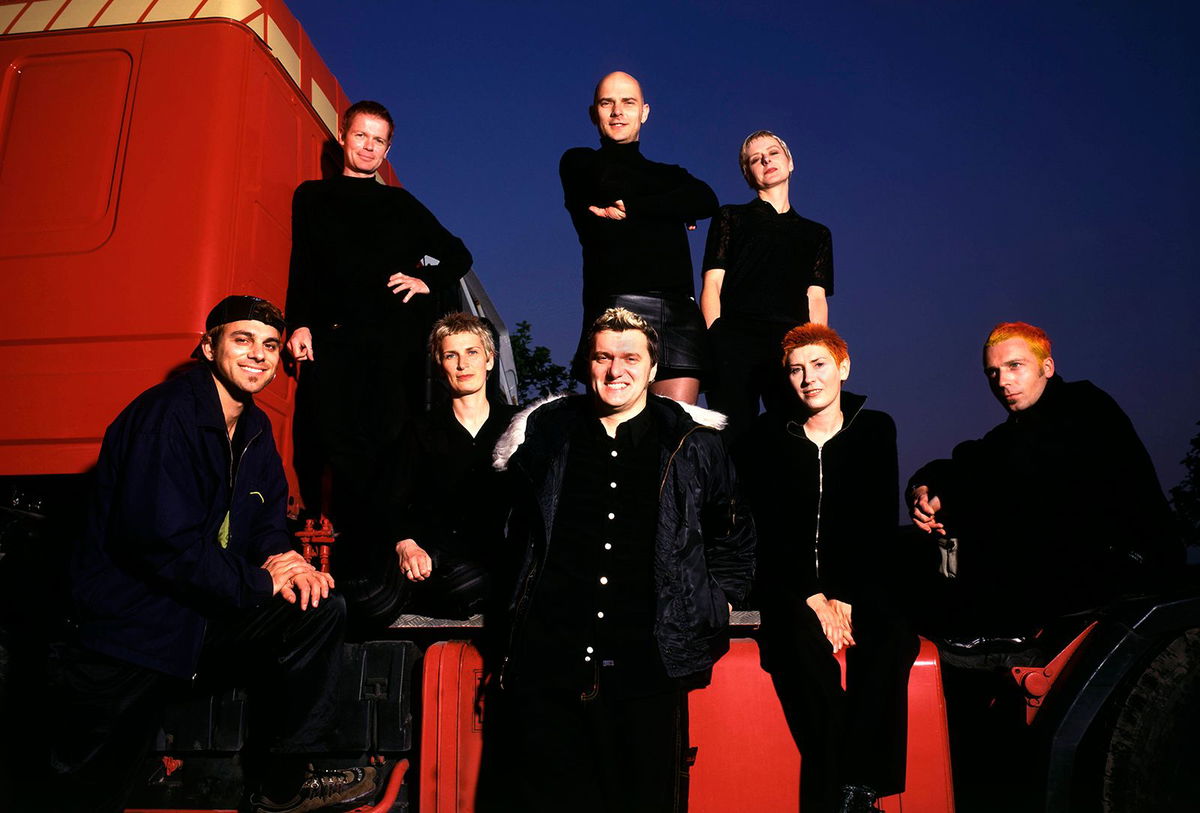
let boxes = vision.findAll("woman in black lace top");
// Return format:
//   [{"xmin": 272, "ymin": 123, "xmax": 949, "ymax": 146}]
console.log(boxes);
[{"xmin": 701, "ymin": 130, "xmax": 833, "ymax": 438}]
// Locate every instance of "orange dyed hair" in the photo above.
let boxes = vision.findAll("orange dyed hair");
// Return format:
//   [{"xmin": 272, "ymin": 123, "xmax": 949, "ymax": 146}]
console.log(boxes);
[
  {"xmin": 984, "ymin": 322, "xmax": 1052, "ymax": 363},
  {"xmin": 781, "ymin": 323, "xmax": 849, "ymax": 367}
]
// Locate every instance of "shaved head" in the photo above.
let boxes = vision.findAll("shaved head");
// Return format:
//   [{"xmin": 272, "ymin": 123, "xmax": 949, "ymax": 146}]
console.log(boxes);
[
  {"xmin": 593, "ymin": 71, "xmax": 644, "ymax": 104},
  {"xmin": 590, "ymin": 71, "xmax": 650, "ymax": 144}
]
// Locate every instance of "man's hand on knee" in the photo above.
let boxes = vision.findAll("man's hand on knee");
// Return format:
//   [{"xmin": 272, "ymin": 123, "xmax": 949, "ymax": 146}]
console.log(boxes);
[
  {"xmin": 396, "ymin": 539, "xmax": 433, "ymax": 581},
  {"xmin": 280, "ymin": 569, "xmax": 334, "ymax": 610},
  {"xmin": 263, "ymin": 551, "xmax": 318, "ymax": 596}
]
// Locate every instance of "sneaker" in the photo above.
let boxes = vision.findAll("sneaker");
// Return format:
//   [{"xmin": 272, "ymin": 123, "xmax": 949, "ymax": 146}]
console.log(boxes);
[
  {"xmin": 838, "ymin": 783, "xmax": 884, "ymax": 813},
  {"xmin": 251, "ymin": 766, "xmax": 379, "ymax": 813}
]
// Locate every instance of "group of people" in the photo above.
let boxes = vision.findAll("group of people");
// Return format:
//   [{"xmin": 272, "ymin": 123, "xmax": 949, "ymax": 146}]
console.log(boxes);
[{"xmin": 44, "ymin": 71, "xmax": 1180, "ymax": 813}]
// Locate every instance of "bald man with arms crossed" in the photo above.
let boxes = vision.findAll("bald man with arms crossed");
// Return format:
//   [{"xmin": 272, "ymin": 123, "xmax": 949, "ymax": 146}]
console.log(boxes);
[{"xmin": 560, "ymin": 71, "xmax": 718, "ymax": 405}]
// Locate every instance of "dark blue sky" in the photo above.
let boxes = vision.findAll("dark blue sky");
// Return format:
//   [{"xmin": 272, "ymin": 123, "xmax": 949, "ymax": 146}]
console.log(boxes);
[{"xmin": 286, "ymin": 0, "xmax": 1199, "ymax": 494}]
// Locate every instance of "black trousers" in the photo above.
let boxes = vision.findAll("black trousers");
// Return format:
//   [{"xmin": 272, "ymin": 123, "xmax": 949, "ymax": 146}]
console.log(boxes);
[
  {"xmin": 292, "ymin": 329, "xmax": 427, "ymax": 556},
  {"xmin": 705, "ymin": 318, "xmax": 795, "ymax": 442},
  {"xmin": 47, "ymin": 593, "xmax": 346, "ymax": 813},
  {"xmin": 763, "ymin": 601, "xmax": 919, "ymax": 813},
  {"xmin": 479, "ymin": 679, "xmax": 687, "ymax": 813}
]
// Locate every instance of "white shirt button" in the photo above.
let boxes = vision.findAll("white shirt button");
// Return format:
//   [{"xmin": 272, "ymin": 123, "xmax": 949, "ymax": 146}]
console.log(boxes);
[
  {"xmin": 586, "ymin": 646, "xmax": 594, "ymax": 653},
  {"xmin": 604, "ymin": 543, "xmax": 612, "ymax": 550},
  {"xmin": 599, "ymin": 576, "xmax": 608, "ymax": 585},
  {"xmin": 597, "ymin": 611, "xmax": 605, "ymax": 619},
  {"xmin": 607, "ymin": 512, "xmax": 615, "ymax": 520},
  {"xmin": 585, "ymin": 655, "xmax": 592, "ymax": 662},
  {"xmin": 610, "ymin": 481, "xmax": 617, "ymax": 488},
  {"xmin": 611, "ymin": 450, "xmax": 618, "ymax": 458}
]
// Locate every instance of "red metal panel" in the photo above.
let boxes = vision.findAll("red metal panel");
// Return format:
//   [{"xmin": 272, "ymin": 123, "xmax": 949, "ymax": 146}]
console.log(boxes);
[
  {"xmin": 419, "ymin": 640, "xmax": 485, "ymax": 813},
  {"xmin": 689, "ymin": 638, "xmax": 954, "ymax": 812},
  {"xmin": 0, "ymin": 20, "xmax": 304, "ymax": 475},
  {"xmin": 0, "ymin": 46, "xmax": 130, "ymax": 254}
]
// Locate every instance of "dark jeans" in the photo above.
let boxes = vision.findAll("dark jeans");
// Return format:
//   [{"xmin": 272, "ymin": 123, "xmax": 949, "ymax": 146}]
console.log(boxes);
[
  {"xmin": 480, "ymin": 680, "xmax": 687, "ymax": 813},
  {"xmin": 48, "ymin": 593, "xmax": 347, "ymax": 813},
  {"xmin": 763, "ymin": 601, "xmax": 919, "ymax": 813}
]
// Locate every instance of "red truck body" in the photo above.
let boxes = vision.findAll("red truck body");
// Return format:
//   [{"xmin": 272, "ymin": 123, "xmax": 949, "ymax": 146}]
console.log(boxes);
[
  {"xmin": 0, "ymin": 0, "xmax": 396, "ymax": 495},
  {"xmin": 12, "ymin": 4, "xmax": 1194, "ymax": 813}
]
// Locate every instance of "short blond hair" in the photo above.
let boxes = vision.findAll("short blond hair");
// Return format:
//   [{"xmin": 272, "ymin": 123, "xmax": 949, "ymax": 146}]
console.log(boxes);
[
  {"xmin": 739, "ymin": 130, "xmax": 792, "ymax": 188},
  {"xmin": 586, "ymin": 307, "xmax": 659, "ymax": 365},
  {"xmin": 428, "ymin": 312, "xmax": 496, "ymax": 362}
]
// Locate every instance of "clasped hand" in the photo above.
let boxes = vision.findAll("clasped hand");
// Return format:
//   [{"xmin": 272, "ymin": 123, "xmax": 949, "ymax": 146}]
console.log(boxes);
[
  {"xmin": 262, "ymin": 551, "xmax": 334, "ymax": 610},
  {"xmin": 806, "ymin": 593, "xmax": 855, "ymax": 653}
]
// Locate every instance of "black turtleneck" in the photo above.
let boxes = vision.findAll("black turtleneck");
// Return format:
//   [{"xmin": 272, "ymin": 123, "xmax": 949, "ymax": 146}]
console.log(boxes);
[
  {"xmin": 560, "ymin": 140, "xmax": 717, "ymax": 305},
  {"xmin": 286, "ymin": 174, "xmax": 472, "ymax": 337}
]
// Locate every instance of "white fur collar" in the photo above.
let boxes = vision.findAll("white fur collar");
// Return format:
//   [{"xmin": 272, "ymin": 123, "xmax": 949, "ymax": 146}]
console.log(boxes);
[{"xmin": 491, "ymin": 395, "xmax": 727, "ymax": 471}]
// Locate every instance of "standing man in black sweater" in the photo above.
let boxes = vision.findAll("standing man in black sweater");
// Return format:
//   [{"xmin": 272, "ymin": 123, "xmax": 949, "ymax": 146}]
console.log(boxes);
[
  {"xmin": 285, "ymin": 100, "xmax": 472, "ymax": 573},
  {"xmin": 561, "ymin": 71, "xmax": 718, "ymax": 404}
]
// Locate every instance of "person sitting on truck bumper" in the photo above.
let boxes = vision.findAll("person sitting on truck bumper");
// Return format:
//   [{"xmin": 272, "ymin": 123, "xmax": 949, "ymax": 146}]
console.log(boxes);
[
  {"xmin": 738, "ymin": 323, "xmax": 919, "ymax": 813},
  {"xmin": 49, "ymin": 296, "xmax": 376, "ymax": 813},
  {"xmin": 907, "ymin": 320, "xmax": 1182, "ymax": 639},
  {"xmin": 348, "ymin": 312, "xmax": 517, "ymax": 628},
  {"xmin": 480, "ymin": 307, "xmax": 755, "ymax": 812}
]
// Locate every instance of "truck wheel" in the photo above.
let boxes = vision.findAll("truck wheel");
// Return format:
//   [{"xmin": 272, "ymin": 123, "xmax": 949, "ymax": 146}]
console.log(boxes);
[{"xmin": 1101, "ymin": 628, "xmax": 1200, "ymax": 811}]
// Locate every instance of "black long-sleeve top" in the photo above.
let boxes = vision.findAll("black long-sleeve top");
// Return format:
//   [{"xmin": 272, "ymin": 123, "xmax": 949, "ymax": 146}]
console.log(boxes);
[
  {"xmin": 560, "ymin": 140, "xmax": 717, "ymax": 304},
  {"xmin": 286, "ymin": 175, "xmax": 472, "ymax": 336},
  {"xmin": 382, "ymin": 400, "xmax": 517, "ymax": 563},
  {"xmin": 702, "ymin": 198, "xmax": 834, "ymax": 326},
  {"xmin": 739, "ymin": 392, "xmax": 899, "ymax": 608}
]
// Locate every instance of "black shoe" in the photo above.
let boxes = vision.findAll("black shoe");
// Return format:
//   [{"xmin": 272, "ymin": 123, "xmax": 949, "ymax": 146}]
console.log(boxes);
[
  {"xmin": 250, "ymin": 766, "xmax": 379, "ymax": 812},
  {"xmin": 838, "ymin": 783, "xmax": 883, "ymax": 813}
]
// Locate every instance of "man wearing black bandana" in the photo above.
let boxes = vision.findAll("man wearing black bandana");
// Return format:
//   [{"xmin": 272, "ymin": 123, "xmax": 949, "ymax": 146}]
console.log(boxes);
[{"xmin": 50, "ymin": 297, "xmax": 375, "ymax": 813}]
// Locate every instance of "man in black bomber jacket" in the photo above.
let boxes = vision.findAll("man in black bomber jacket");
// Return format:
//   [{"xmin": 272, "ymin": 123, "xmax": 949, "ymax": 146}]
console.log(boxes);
[{"xmin": 480, "ymin": 307, "xmax": 754, "ymax": 813}]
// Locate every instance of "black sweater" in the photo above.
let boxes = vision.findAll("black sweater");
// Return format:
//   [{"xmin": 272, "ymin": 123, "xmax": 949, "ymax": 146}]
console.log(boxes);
[
  {"xmin": 560, "ymin": 140, "xmax": 717, "ymax": 304},
  {"xmin": 286, "ymin": 175, "xmax": 472, "ymax": 336},
  {"xmin": 909, "ymin": 375, "xmax": 1180, "ymax": 629}
]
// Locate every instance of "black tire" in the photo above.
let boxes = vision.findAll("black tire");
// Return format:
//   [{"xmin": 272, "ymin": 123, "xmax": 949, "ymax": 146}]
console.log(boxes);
[{"xmin": 1101, "ymin": 628, "xmax": 1200, "ymax": 811}]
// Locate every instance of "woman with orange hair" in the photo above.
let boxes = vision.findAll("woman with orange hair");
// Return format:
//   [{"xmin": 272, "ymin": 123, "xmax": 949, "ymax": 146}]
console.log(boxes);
[{"xmin": 740, "ymin": 323, "xmax": 918, "ymax": 813}]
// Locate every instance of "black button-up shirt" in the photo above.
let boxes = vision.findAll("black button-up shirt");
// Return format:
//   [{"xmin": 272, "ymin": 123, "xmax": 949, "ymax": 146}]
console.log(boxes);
[{"xmin": 519, "ymin": 407, "xmax": 671, "ymax": 696}]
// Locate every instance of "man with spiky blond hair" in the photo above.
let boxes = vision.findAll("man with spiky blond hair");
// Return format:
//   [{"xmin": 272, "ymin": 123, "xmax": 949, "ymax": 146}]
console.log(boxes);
[
  {"xmin": 483, "ymin": 307, "xmax": 754, "ymax": 811},
  {"xmin": 909, "ymin": 321, "xmax": 1180, "ymax": 638}
]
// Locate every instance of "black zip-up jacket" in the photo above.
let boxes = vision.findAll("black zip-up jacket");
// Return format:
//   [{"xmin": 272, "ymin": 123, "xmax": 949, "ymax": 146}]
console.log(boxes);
[
  {"xmin": 71, "ymin": 364, "xmax": 292, "ymax": 678},
  {"xmin": 492, "ymin": 395, "xmax": 755, "ymax": 684},
  {"xmin": 739, "ymin": 391, "xmax": 898, "ymax": 608}
]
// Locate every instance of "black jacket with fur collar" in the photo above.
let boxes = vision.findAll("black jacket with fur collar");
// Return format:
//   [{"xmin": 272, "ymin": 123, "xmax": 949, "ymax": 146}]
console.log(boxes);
[{"xmin": 492, "ymin": 394, "xmax": 755, "ymax": 684}]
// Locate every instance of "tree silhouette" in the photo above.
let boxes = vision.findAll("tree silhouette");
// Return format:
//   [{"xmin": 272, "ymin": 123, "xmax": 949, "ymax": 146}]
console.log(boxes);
[
  {"xmin": 510, "ymin": 321, "xmax": 575, "ymax": 404},
  {"xmin": 1170, "ymin": 420, "xmax": 1200, "ymax": 549}
]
